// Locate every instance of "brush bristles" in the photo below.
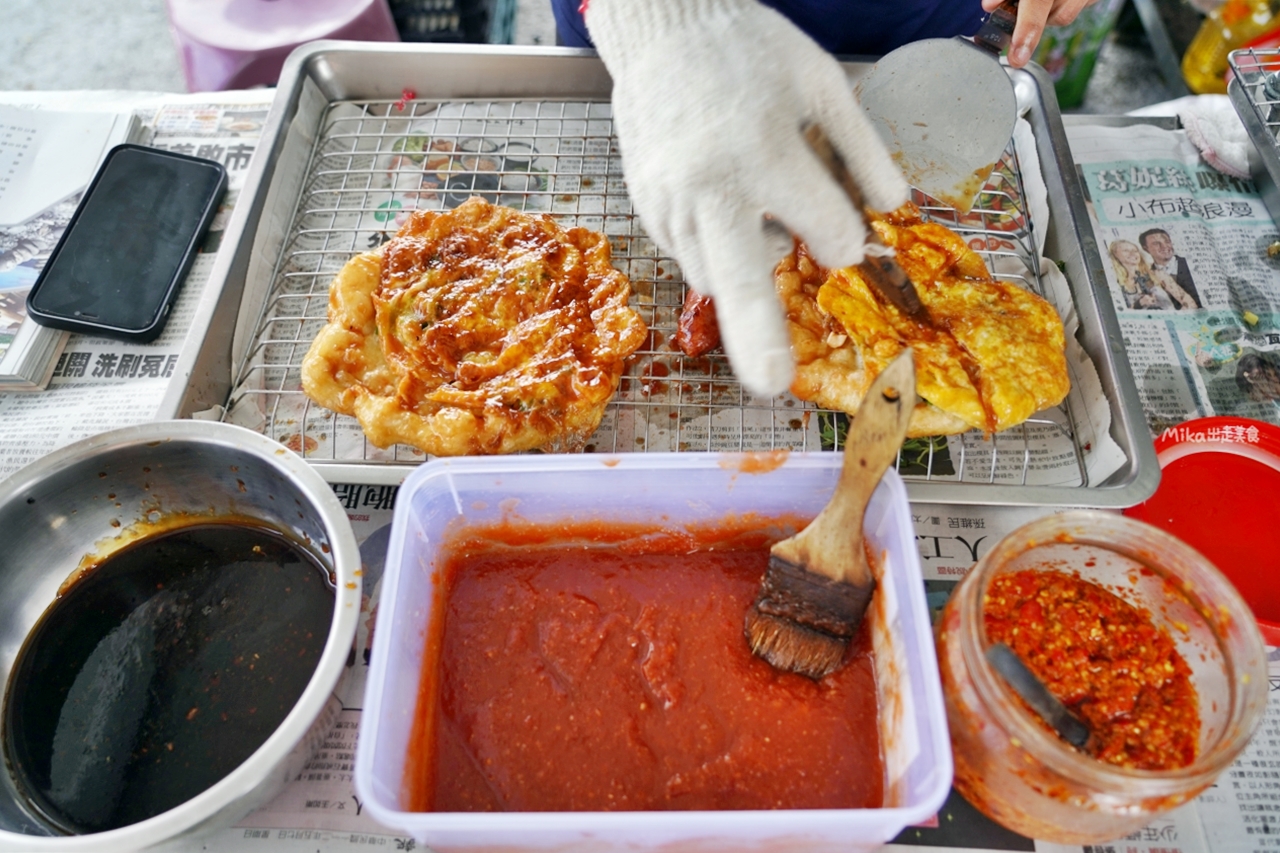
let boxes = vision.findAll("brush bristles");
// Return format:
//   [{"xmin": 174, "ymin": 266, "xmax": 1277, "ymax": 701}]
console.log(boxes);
[
  {"xmin": 744, "ymin": 553, "xmax": 874, "ymax": 680},
  {"xmin": 744, "ymin": 604, "xmax": 849, "ymax": 680}
]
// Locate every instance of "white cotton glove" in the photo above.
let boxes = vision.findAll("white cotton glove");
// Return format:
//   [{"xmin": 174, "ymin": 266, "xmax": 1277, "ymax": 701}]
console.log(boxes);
[{"xmin": 586, "ymin": 0, "xmax": 910, "ymax": 397}]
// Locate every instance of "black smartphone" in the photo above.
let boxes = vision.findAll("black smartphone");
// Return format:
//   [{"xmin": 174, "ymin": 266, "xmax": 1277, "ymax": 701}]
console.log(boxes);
[{"xmin": 26, "ymin": 144, "xmax": 228, "ymax": 343}]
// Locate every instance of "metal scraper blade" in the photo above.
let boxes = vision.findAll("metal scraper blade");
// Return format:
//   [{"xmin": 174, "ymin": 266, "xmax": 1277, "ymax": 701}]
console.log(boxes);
[{"xmin": 855, "ymin": 37, "xmax": 1017, "ymax": 214}]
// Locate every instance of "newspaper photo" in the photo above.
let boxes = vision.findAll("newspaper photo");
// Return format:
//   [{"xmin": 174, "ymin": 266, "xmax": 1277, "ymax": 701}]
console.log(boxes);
[{"xmin": 1065, "ymin": 121, "xmax": 1280, "ymax": 436}]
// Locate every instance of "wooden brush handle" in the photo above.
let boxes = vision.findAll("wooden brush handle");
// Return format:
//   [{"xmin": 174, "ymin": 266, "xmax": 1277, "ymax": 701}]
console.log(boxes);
[
  {"xmin": 802, "ymin": 123, "xmax": 926, "ymax": 319},
  {"xmin": 772, "ymin": 349, "xmax": 917, "ymax": 584}
]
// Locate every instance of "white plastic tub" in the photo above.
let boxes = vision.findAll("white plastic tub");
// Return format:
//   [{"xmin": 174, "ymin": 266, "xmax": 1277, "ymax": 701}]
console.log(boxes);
[{"xmin": 356, "ymin": 452, "xmax": 951, "ymax": 853}]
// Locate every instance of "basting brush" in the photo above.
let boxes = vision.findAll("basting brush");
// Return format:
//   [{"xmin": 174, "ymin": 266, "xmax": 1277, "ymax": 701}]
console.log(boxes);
[{"xmin": 745, "ymin": 349, "xmax": 917, "ymax": 679}]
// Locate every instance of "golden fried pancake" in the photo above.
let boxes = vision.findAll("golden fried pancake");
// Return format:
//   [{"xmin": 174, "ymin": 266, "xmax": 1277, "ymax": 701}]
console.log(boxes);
[
  {"xmin": 301, "ymin": 197, "xmax": 647, "ymax": 456},
  {"xmin": 783, "ymin": 203, "xmax": 1069, "ymax": 436}
]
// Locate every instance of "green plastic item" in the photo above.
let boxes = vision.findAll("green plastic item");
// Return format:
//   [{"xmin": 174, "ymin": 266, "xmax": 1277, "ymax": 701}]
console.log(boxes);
[{"xmin": 1031, "ymin": 0, "xmax": 1128, "ymax": 108}]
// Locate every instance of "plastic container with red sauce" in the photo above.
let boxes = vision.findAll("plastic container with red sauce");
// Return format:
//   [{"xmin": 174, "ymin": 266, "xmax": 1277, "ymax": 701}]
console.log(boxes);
[
  {"xmin": 936, "ymin": 511, "xmax": 1268, "ymax": 844},
  {"xmin": 356, "ymin": 452, "xmax": 953, "ymax": 852}
]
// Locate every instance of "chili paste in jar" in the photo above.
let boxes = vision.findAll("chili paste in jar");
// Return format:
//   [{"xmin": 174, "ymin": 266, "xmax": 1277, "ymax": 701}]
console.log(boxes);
[
  {"xmin": 983, "ymin": 569, "xmax": 1198, "ymax": 771},
  {"xmin": 404, "ymin": 520, "xmax": 884, "ymax": 812}
]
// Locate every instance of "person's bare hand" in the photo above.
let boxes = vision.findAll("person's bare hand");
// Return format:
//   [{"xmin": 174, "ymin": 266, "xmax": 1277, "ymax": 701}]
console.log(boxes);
[
  {"xmin": 982, "ymin": 0, "xmax": 1103, "ymax": 68},
  {"xmin": 1138, "ymin": 294, "xmax": 1158, "ymax": 309}
]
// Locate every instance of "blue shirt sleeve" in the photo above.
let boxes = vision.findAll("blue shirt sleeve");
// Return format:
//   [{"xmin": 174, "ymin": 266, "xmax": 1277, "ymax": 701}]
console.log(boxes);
[{"xmin": 551, "ymin": 0, "xmax": 987, "ymax": 54}]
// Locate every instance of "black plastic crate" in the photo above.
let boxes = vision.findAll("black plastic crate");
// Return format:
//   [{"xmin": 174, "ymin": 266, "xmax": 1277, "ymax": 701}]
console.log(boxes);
[{"xmin": 388, "ymin": 0, "xmax": 514, "ymax": 43}]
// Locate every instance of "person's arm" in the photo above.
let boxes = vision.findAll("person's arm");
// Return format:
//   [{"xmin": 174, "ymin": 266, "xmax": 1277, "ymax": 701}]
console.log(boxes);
[
  {"xmin": 983, "ymin": 0, "xmax": 1104, "ymax": 67},
  {"xmin": 584, "ymin": 0, "xmax": 907, "ymax": 397},
  {"xmin": 1154, "ymin": 270, "xmax": 1198, "ymax": 310}
]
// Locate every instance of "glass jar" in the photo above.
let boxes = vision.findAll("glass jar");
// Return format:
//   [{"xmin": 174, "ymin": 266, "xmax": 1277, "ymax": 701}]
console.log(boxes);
[{"xmin": 936, "ymin": 511, "xmax": 1268, "ymax": 843}]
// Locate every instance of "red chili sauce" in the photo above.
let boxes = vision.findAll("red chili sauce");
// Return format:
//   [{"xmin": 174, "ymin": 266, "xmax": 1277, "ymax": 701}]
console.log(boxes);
[
  {"xmin": 983, "ymin": 569, "xmax": 1199, "ymax": 770},
  {"xmin": 404, "ymin": 520, "xmax": 884, "ymax": 812}
]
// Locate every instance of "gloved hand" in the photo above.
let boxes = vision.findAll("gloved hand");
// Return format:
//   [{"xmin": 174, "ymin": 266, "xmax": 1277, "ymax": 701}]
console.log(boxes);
[{"xmin": 585, "ymin": 0, "xmax": 909, "ymax": 397}]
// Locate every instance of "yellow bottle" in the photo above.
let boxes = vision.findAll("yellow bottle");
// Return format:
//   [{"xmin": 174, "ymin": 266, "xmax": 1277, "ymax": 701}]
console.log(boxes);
[{"xmin": 1182, "ymin": 0, "xmax": 1279, "ymax": 94}]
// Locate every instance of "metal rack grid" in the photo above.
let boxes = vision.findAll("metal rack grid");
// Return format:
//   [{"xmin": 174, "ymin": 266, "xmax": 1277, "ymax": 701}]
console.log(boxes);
[
  {"xmin": 1229, "ymin": 47, "xmax": 1280, "ymax": 231},
  {"xmin": 224, "ymin": 96, "xmax": 1088, "ymax": 487},
  {"xmin": 1229, "ymin": 47, "xmax": 1280, "ymax": 127}
]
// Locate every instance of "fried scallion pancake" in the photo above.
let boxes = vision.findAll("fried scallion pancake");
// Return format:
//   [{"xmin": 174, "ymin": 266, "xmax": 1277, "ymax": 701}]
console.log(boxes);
[
  {"xmin": 784, "ymin": 203, "xmax": 1069, "ymax": 436},
  {"xmin": 301, "ymin": 196, "xmax": 647, "ymax": 456}
]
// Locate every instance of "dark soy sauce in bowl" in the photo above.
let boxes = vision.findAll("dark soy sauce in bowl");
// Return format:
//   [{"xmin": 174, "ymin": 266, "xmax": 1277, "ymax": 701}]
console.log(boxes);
[{"xmin": 2, "ymin": 521, "xmax": 335, "ymax": 834}]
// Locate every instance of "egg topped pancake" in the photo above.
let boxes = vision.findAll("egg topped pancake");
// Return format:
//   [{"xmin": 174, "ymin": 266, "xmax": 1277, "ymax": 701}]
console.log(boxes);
[
  {"xmin": 301, "ymin": 196, "xmax": 647, "ymax": 456},
  {"xmin": 784, "ymin": 203, "xmax": 1069, "ymax": 436}
]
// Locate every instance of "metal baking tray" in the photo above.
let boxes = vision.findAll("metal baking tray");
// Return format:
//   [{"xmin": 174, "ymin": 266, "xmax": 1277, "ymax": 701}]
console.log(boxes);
[
  {"xmin": 162, "ymin": 42, "xmax": 1155, "ymax": 505},
  {"xmin": 1229, "ymin": 47, "xmax": 1280, "ymax": 228}
]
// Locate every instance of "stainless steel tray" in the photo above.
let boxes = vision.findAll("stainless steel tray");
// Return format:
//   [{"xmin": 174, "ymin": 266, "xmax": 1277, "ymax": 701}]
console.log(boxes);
[
  {"xmin": 164, "ymin": 41, "xmax": 1155, "ymax": 505},
  {"xmin": 1229, "ymin": 47, "xmax": 1280, "ymax": 228}
]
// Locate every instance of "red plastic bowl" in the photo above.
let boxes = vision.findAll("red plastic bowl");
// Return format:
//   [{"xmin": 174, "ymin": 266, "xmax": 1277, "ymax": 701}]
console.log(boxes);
[{"xmin": 1124, "ymin": 417, "xmax": 1280, "ymax": 646}]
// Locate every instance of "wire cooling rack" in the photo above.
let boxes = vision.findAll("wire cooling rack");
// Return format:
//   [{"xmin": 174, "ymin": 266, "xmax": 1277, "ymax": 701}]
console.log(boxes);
[
  {"xmin": 1228, "ymin": 48, "xmax": 1280, "ymax": 229},
  {"xmin": 1229, "ymin": 47, "xmax": 1280, "ymax": 131},
  {"xmin": 223, "ymin": 96, "xmax": 1088, "ymax": 487}
]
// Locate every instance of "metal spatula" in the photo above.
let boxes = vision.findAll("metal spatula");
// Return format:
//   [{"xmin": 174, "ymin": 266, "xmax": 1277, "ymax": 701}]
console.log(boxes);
[{"xmin": 855, "ymin": 1, "xmax": 1020, "ymax": 214}]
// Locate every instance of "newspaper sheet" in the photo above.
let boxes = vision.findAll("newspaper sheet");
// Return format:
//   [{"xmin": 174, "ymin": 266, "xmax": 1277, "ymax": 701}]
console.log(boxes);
[
  {"xmin": 0, "ymin": 89, "xmax": 275, "ymax": 478},
  {"xmin": 1065, "ymin": 121, "xmax": 1280, "ymax": 436},
  {"xmin": 0, "ymin": 102, "xmax": 140, "ymax": 390}
]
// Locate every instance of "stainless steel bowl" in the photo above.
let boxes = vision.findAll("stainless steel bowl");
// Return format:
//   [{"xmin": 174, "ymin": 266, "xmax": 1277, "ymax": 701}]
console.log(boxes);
[{"xmin": 0, "ymin": 420, "xmax": 362, "ymax": 851}]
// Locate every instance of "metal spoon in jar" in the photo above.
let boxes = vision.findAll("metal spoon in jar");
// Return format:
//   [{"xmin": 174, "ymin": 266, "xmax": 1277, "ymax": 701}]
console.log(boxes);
[{"xmin": 985, "ymin": 642, "xmax": 1091, "ymax": 750}]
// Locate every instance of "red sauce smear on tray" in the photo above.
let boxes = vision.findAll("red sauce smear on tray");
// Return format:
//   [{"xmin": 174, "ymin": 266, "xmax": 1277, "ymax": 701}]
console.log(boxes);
[
  {"xmin": 404, "ymin": 520, "xmax": 884, "ymax": 812},
  {"xmin": 983, "ymin": 568, "xmax": 1199, "ymax": 770}
]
